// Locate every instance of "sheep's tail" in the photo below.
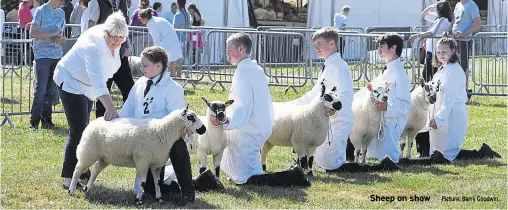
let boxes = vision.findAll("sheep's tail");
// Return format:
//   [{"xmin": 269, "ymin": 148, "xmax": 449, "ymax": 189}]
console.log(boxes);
[{"xmin": 377, "ymin": 111, "xmax": 385, "ymax": 142}]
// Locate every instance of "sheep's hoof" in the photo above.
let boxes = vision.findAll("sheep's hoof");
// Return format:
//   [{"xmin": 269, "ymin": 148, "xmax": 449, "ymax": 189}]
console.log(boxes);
[
  {"xmin": 262, "ymin": 164, "xmax": 266, "ymax": 171},
  {"xmin": 82, "ymin": 186, "xmax": 88, "ymax": 192},
  {"xmin": 134, "ymin": 198, "xmax": 143, "ymax": 205},
  {"xmin": 68, "ymin": 189, "xmax": 74, "ymax": 196},
  {"xmin": 306, "ymin": 171, "xmax": 314, "ymax": 177},
  {"xmin": 156, "ymin": 197, "xmax": 164, "ymax": 203}
]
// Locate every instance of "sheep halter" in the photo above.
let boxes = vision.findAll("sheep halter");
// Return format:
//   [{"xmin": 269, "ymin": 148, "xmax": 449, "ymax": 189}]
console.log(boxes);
[{"xmin": 377, "ymin": 111, "xmax": 385, "ymax": 142}]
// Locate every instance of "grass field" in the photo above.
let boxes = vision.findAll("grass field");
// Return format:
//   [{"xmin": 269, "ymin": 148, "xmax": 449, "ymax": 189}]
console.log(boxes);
[{"xmin": 1, "ymin": 65, "xmax": 507, "ymax": 208}]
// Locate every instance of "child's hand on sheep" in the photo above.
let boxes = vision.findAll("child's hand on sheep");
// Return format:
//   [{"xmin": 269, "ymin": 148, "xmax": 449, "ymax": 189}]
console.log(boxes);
[
  {"xmin": 210, "ymin": 117, "xmax": 229, "ymax": 127},
  {"xmin": 181, "ymin": 127, "xmax": 193, "ymax": 138},
  {"xmin": 374, "ymin": 101, "xmax": 388, "ymax": 111},
  {"xmin": 324, "ymin": 106, "xmax": 337, "ymax": 116},
  {"xmin": 429, "ymin": 119, "xmax": 437, "ymax": 129},
  {"xmin": 104, "ymin": 109, "xmax": 120, "ymax": 121}
]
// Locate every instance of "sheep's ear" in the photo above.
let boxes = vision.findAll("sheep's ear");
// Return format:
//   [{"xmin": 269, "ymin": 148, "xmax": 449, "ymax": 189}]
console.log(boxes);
[
  {"xmin": 201, "ymin": 97, "xmax": 211, "ymax": 108},
  {"xmin": 182, "ymin": 109, "xmax": 187, "ymax": 116},
  {"xmin": 331, "ymin": 86, "xmax": 337, "ymax": 92},
  {"xmin": 225, "ymin": 100, "xmax": 234, "ymax": 107},
  {"xmin": 367, "ymin": 83, "xmax": 373, "ymax": 92},
  {"xmin": 419, "ymin": 77, "xmax": 425, "ymax": 87},
  {"xmin": 385, "ymin": 82, "xmax": 391, "ymax": 91}
]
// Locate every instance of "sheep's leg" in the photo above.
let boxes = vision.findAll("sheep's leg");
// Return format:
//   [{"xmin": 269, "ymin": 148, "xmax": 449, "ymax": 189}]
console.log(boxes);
[
  {"xmin": 150, "ymin": 167, "xmax": 163, "ymax": 203},
  {"xmin": 134, "ymin": 164, "xmax": 150, "ymax": 205},
  {"xmin": 353, "ymin": 148, "xmax": 360, "ymax": 163},
  {"xmin": 406, "ymin": 133, "xmax": 417, "ymax": 158},
  {"xmin": 399, "ymin": 136, "xmax": 406, "ymax": 159},
  {"xmin": 260, "ymin": 142, "xmax": 275, "ymax": 171},
  {"xmin": 68, "ymin": 159, "xmax": 95, "ymax": 195},
  {"xmin": 212, "ymin": 151, "xmax": 223, "ymax": 178},
  {"xmin": 84, "ymin": 159, "xmax": 109, "ymax": 193},
  {"xmin": 361, "ymin": 147, "xmax": 368, "ymax": 164},
  {"xmin": 197, "ymin": 150, "xmax": 207, "ymax": 174},
  {"xmin": 293, "ymin": 146, "xmax": 308, "ymax": 172},
  {"xmin": 305, "ymin": 148, "xmax": 316, "ymax": 177}
]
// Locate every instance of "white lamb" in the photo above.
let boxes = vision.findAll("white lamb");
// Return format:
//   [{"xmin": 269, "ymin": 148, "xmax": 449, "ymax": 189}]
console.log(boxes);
[
  {"xmin": 192, "ymin": 97, "xmax": 234, "ymax": 178},
  {"xmin": 67, "ymin": 106, "xmax": 206, "ymax": 204},
  {"xmin": 261, "ymin": 82, "xmax": 342, "ymax": 176},
  {"xmin": 399, "ymin": 79, "xmax": 440, "ymax": 158},
  {"xmin": 349, "ymin": 82, "xmax": 390, "ymax": 164}
]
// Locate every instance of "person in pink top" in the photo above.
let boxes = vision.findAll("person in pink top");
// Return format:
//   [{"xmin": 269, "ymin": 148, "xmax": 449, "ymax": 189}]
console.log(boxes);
[{"xmin": 18, "ymin": 0, "xmax": 33, "ymax": 33}]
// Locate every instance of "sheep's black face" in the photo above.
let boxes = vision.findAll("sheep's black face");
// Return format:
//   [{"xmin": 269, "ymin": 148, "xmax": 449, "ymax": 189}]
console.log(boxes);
[
  {"xmin": 423, "ymin": 80, "xmax": 440, "ymax": 104},
  {"xmin": 182, "ymin": 108, "xmax": 207, "ymax": 135},
  {"xmin": 202, "ymin": 97, "xmax": 234, "ymax": 124}
]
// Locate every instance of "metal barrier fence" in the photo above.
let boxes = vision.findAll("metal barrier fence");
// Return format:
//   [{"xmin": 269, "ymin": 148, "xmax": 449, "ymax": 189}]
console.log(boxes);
[{"xmin": 471, "ymin": 32, "xmax": 508, "ymax": 96}]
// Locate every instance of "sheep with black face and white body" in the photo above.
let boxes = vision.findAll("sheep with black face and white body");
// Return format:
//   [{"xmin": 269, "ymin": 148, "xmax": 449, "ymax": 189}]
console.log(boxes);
[
  {"xmin": 192, "ymin": 97, "xmax": 234, "ymax": 178},
  {"xmin": 67, "ymin": 106, "xmax": 206, "ymax": 205},
  {"xmin": 399, "ymin": 79, "xmax": 440, "ymax": 158},
  {"xmin": 349, "ymin": 82, "xmax": 390, "ymax": 164},
  {"xmin": 261, "ymin": 82, "xmax": 342, "ymax": 176}
]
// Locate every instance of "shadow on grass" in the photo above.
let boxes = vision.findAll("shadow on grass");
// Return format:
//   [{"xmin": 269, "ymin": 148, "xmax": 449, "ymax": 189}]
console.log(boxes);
[
  {"xmin": 402, "ymin": 165, "xmax": 460, "ymax": 176},
  {"xmin": 85, "ymin": 185, "xmax": 217, "ymax": 209},
  {"xmin": 223, "ymin": 184, "xmax": 308, "ymax": 202},
  {"xmin": 49, "ymin": 126, "xmax": 69, "ymax": 136},
  {"xmin": 452, "ymin": 158, "xmax": 506, "ymax": 167},
  {"xmin": 315, "ymin": 172, "xmax": 391, "ymax": 185},
  {"xmin": 468, "ymin": 101, "xmax": 507, "ymax": 108}
]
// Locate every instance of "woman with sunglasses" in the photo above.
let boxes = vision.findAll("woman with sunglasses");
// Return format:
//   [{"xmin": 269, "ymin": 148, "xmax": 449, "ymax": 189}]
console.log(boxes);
[{"xmin": 52, "ymin": 11, "xmax": 129, "ymax": 189}]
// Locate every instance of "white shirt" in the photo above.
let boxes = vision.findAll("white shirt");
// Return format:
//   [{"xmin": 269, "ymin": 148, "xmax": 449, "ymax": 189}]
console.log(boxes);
[
  {"xmin": 371, "ymin": 58, "xmax": 411, "ymax": 118},
  {"xmin": 147, "ymin": 17, "xmax": 183, "ymax": 62},
  {"xmin": 53, "ymin": 25, "xmax": 121, "ymax": 101},
  {"xmin": 429, "ymin": 62, "xmax": 468, "ymax": 161},
  {"xmin": 220, "ymin": 58, "xmax": 274, "ymax": 184},
  {"xmin": 333, "ymin": 13, "xmax": 347, "ymax": 28},
  {"xmin": 119, "ymin": 72, "xmax": 185, "ymax": 119},
  {"xmin": 424, "ymin": 12, "xmax": 451, "ymax": 53},
  {"xmin": 80, "ymin": 8, "xmax": 90, "ymax": 33}
]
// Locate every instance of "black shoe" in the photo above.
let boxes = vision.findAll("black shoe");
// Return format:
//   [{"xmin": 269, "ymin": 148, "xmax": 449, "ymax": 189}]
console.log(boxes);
[
  {"xmin": 287, "ymin": 164, "xmax": 311, "ymax": 187},
  {"xmin": 378, "ymin": 156, "xmax": 402, "ymax": 171},
  {"xmin": 430, "ymin": 150, "xmax": 451, "ymax": 164},
  {"xmin": 41, "ymin": 116, "xmax": 55, "ymax": 129},
  {"xmin": 194, "ymin": 169, "xmax": 225, "ymax": 193},
  {"xmin": 479, "ymin": 143, "xmax": 502, "ymax": 158},
  {"xmin": 159, "ymin": 180, "xmax": 181, "ymax": 195},
  {"xmin": 29, "ymin": 117, "xmax": 40, "ymax": 129}
]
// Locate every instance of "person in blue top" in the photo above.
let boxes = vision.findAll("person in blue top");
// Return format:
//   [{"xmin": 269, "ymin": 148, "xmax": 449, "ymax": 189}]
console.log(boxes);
[
  {"xmin": 29, "ymin": 0, "xmax": 66, "ymax": 129},
  {"xmin": 171, "ymin": 0, "xmax": 189, "ymax": 78}
]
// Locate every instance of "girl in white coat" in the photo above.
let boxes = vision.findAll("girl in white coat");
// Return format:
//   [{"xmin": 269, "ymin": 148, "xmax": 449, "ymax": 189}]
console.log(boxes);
[
  {"xmin": 211, "ymin": 33, "xmax": 310, "ymax": 187},
  {"xmin": 399, "ymin": 37, "xmax": 501, "ymax": 165},
  {"xmin": 121, "ymin": 46, "xmax": 223, "ymax": 203},
  {"xmin": 138, "ymin": 8, "xmax": 183, "ymax": 78}
]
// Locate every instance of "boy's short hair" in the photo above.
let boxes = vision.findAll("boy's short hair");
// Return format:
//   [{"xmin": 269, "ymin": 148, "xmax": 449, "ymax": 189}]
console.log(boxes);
[
  {"xmin": 226, "ymin": 32, "xmax": 252, "ymax": 54},
  {"xmin": 376, "ymin": 33, "xmax": 404, "ymax": 57},
  {"xmin": 342, "ymin": 5, "xmax": 350, "ymax": 12},
  {"xmin": 141, "ymin": 46, "xmax": 169, "ymax": 72},
  {"xmin": 311, "ymin": 27, "xmax": 339, "ymax": 47}
]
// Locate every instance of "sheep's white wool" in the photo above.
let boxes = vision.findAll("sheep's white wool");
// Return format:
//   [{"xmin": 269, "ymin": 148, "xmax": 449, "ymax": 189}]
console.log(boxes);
[{"xmin": 399, "ymin": 85, "xmax": 431, "ymax": 158}]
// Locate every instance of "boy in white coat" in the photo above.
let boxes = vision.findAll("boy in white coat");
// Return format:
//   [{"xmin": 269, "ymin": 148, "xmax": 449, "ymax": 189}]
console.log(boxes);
[
  {"xmin": 366, "ymin": 33, "xmax": 412, "ymax": 164},
  {"xmin": 210, "ymin": 33, "xmax": 310, "ymax": 187},
  {"xmin": 286, "ymin": 27, "xmax": 354, "ymax": 172},
  {"xmin": 399, "ymin": 37, "xmax": 501, "ymax": 165},
  {"xmin": 120, "ymin": 46, "xmax": 222, "ymax": 203}
]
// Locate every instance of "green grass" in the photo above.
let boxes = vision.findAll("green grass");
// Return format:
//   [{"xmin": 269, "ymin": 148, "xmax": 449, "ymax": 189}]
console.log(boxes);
[{"xmin": 1, "ymin": 66, "xmax": 507, "ymax": 208}]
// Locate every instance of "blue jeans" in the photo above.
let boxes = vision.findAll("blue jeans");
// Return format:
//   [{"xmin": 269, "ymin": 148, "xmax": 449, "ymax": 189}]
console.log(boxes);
[
  {"xmin": 58, "ymin": 85, "xmax": 93, "ymax": 178},
  {"xmin": 30, "ymin": 58, "xmax": 59, "ymax": 118}
]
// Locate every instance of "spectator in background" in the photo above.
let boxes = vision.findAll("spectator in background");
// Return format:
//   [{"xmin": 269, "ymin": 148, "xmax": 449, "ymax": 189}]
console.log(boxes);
[
  {"xmin": 29, "ymin": 0, "xmax": 66, "ymax": 129},
  {"xmin": 188, "ymin": 3, "xmax": 204, "ymax": 66},
  {"xmin": 31, "ymin": 0, "xmax": 42, "ymax": 16},
  {"xmin": 79, "ymin": 0, "xmax": 90, "ymax": 33},
  {"xmin": 172, "ymin": 0, "xmax": 189, "ymax": 78},
  {"xmin": 6, "ymin": 6, "xmax": 19, "ymax": 22},
  {"xmin": 265, "ymin": 4, "xmax": 276, "ymax": 20},
  {"xmin": 61, "ymin": 0, "xmax": 74, "ymax": 37},
  {"xmin": 18, "ymin": 0, "xmax": 33, "ymax": 36},
  {"xmin": 164, "ymin": 2, "xmax": 177, "ymax": 24},
  {"xmin": 452, "ymin": 0, "xmax": 481, "ymax": 75},
  {"xmin": 69, "ymin": 0, "xmax": 85, "ymax": 37},
  {"xmin": 333, "ymin": 5, "xmax": 350, "ymax": 57},
  {"xmin": 130, "ymin": 0, "xmax": 157, "ymax": 26},
  {"xmin": 153, "ymin": 2, "xmax": 162, "ymax": 13},
  {"xmin": 253, "ymin": 3, "xmax": 268, "ymax": 20}
]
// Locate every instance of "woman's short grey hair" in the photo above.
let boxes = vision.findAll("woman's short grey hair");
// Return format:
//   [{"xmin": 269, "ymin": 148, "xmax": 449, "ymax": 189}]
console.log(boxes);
[{"xmin": 103, "ymin": 11, "xmax": 129, "ymax": 37}]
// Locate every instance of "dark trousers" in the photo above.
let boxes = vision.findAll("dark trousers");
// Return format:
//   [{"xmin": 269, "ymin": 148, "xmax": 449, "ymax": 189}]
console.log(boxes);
[
  {"xmin": 95, "ymin": 56, "xmax": 134, "ymax": 118},
  {"xmin": 423, "ymin": 51, "xmax": 438, "ymax": 82},
  {"xmin": 30, "ymin": 58, "xmax": 59, "ymax": 118},
  {"xmin": 59, "ymin": 85, "xmax": 93, "ymax": 178},
  {"xmin": 458, "ymin": 40, "xmax": 469, "ymax": 73},
  {"xmin": 338, "ymin": 37, "xmax": 345, "ymax": 57},
  {"xmin": 144, "ymin": 138, "xmax": 194, "ymax": 196}
]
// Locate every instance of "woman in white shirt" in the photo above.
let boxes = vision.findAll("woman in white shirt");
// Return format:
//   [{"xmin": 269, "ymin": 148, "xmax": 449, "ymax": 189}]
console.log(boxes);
[
  {"xmin": 409, "ymin": 1, "xmax": 453, "ymax": 82},
  {"xmin": 138, "ymin": 8, "xmax": 183, "ymax": 78},
  {"xmin": 53, "ymin": 11, "xmax": 129, "ymax": 189},
  {"xmin": 399, "ymin": 37, "xmax": 501, "ymax": 165}
]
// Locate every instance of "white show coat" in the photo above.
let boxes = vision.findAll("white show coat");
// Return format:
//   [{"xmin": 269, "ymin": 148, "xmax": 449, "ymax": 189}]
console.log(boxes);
[
  {"xmin": 53, "ymin": 24, "xmax": 120, "ymax": 101},
  {"xmin": 366, "ymin": 58, "xmax": 411, "ymax": 163},
  {"xmin": 120, "ymin": 72, "xmax": 185, "ymax": 194},
  {"xmin": 287, "ymin": 52, "xmax": 354, "ymax": 170},
  {"xmin": 428, "ymin": 62, "xmax": 468, "ymax": 161},
  {"xmin": 220, "ymin": 58, "xmax": 274, "ymax": 184},
  {"xmin": 146, "ymin": 16, "xmax": 183, "ymax": 62}
]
